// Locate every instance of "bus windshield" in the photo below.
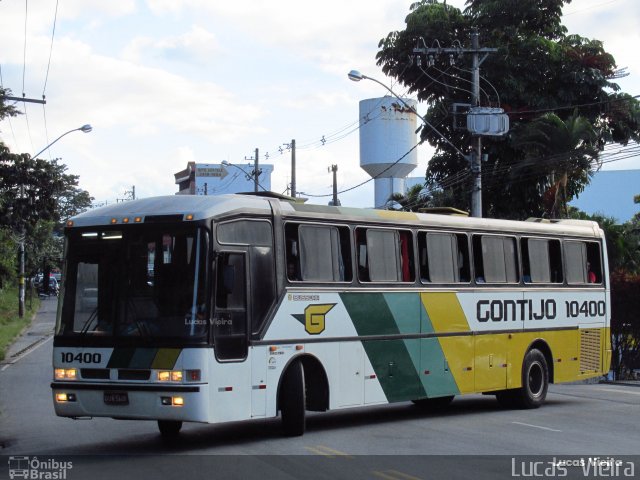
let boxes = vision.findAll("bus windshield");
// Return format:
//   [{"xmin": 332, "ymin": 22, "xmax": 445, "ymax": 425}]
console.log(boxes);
[{"xmin": 57, "ymin": 225, "xmax": 209, "ymax": 342}]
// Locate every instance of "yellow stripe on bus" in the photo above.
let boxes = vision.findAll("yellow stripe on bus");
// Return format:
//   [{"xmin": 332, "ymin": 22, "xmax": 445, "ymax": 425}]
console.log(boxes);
[
  {"xmin": 420, "ymin": 292, "xmax": 474, "ymax": 393},
  {"xmin": 420, "ymin": 292, "xmax": 470, "ymax": 333},
  {"xmin": 151, "ymin": 348, "xmax": 181, "ymax": 370}
]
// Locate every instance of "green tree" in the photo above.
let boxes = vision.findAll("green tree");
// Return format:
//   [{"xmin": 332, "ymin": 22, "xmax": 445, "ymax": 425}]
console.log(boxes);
[
  {"xmin": 514, "ymin": 111, "xmax": 599, "ymax": 218},
  {"xmin": 389, "ymin": 183, "xmax": 431, "ymax": 211},
  {"xmin": 377, "ymin": 0, "xmax": 640, "ymax": 219}
]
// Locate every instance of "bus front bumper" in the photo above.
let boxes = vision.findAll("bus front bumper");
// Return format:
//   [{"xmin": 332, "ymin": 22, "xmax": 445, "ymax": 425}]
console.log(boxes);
[{"xmin": 51, "ymin": 382, "xmax": 210, "ymax": 422}]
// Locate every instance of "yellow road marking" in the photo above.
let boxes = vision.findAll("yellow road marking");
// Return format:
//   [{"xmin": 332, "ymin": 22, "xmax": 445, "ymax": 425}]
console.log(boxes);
[{"xmin": 304, "ymin": 445, "xmax": 353, "ymax": 458}]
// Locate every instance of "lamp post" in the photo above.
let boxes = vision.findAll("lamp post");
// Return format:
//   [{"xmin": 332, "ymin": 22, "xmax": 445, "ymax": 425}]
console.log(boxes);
[
  {"xmin": 32, "ymin": 124, "xmax": 92, "ymax": 159},
  {"xmin": 18, "ymin": 124, "xmax": 92, "ymax": 317}
]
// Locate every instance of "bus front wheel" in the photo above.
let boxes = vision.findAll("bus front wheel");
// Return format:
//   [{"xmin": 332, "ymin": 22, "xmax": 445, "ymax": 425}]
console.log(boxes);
[
  {"xmin": 280, "ymin": 360, "xmax": 306, "ymax": 436},
  {"xmin": 158, "ymin": 420, "xmax": 182, "ymax": 437}
]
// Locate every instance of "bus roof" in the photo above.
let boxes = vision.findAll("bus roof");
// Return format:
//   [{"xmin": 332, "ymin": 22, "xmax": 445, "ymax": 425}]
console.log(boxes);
[{"xmin": 68, "ymin": 194, "xmax": 603, "ymax": 238}]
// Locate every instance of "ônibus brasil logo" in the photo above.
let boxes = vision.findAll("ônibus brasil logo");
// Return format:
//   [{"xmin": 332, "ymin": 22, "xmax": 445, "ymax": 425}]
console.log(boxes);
[{"xmin": 7, "ymin": 456, "xmax": 73, "ymax": 479}]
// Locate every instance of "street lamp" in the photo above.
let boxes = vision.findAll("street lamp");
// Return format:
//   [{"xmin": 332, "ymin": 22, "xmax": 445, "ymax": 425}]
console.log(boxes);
[
  {"xmin": 18, "ymin": 124, "xmax": 92, "ymax": 317},
  {"xmin": 32, "ymin": 124, "xmax": 92, "ymax": 159}
]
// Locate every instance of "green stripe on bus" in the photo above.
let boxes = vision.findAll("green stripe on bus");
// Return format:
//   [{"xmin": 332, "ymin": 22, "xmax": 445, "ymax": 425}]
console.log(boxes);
[
  {"xmin": 129, "ymin": 348, "xmax": 158, "ymax": 369},
  {"xmin": 340, "ymin": 292, "xmax": 425, "ymax": 402},
  {"xmin": 106, "ymin": 348, "xmax": 136, "ymax": 368}
]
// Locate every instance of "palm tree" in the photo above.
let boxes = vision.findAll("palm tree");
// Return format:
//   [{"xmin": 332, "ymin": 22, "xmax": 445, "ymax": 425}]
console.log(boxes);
[
  {"xmin": 514, "ymin": 111, "xmax": 600, "ymax": 218},
  {"xmin": 388, "ymin": 184, "xmax": 430, "ymax": 211}
]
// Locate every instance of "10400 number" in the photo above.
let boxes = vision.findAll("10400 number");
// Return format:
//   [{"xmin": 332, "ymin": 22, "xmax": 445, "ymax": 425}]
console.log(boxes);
[
  {"xmin": 60, "ymin": 352, "xmax": 102, "ymax": 364},
  {"xmin": 565, "ymin": 301, "xmax": 606, "ymax": 318}
]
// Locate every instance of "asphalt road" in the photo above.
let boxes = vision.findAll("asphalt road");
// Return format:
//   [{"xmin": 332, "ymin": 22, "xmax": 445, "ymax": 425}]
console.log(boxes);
[{"xmin": 1, "ymin": 298, "xmax": 639, "ymax": 480}]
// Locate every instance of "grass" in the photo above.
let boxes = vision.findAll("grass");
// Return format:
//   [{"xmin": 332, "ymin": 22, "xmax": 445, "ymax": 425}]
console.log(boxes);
[{"xmin": 0, "ymin": 284, "xmax": 40, "ymax": 362}]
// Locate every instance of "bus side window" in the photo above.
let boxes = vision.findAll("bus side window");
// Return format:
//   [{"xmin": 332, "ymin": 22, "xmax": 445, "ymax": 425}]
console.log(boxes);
[
  {"xmin": 522, "ymin": 238, "xmax": 563, "ymax": 284},
  {"xmin": 474, "ymin": 235, "xmax": 519, "ymax": 284},
  {"xmin": 356, "ymin": 228, "xmax": 370, "ymax": 282},
  {"xmin": 366, "ymin": 229, "xmax": 401, "ymax": 282},
  {"xmin": 284, "ymin": 223, "xmax": 301, "ymax": 281},
  {"xmin": 418, "ymin": 231, "xmax": 469, "ymax": 284},
  {"xmin": 586, "ymin": 242, "xmax": 603, "ymax": 283},
  {"xmin": 564, "ymin": 241, "xmax": 602, "ymax": 285}
]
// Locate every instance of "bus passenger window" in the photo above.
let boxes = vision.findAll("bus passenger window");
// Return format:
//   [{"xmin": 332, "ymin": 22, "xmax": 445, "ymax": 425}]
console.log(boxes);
[
  {"xmin": 522, "ymin": 238, "xmax": 563, "ymax": 284},
  {"xmin": 586, "ymin": 243, "xmax": 603, "ymax": 283},
  {"xmin": 472, "ymin": 235, "xmax": 518, "ymax": 284},
  {"xmin": 418, "ymin": 232, "xmax": 468, "ymax": 284},
  {"xmin": 286, "ymin": 223, "xmax": 352, "ymax": 282},
  {"xmin": 564, "ymin": 241, "xmax": 602, "ymax": 285}
]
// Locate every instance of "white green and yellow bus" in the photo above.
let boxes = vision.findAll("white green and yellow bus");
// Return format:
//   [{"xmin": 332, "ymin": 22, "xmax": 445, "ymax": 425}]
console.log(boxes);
[{"xmin": 52, "ymin": 193, "xmax": 611, "ymax": 437}]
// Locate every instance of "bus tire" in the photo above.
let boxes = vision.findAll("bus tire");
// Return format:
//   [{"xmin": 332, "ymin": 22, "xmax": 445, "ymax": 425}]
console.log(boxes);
[
  {"xmin": 514, "ymin": 348, "xmax": 549, "ymax": 409},
  {"xmin": 280, "ymin": 360, "xmax": 306, "ymax": 436},
  {"xmin": 412, "ymin": 395, "xmax": 454, "ymax": 409},
  {"xmin": 157, "ymin": 420, "xmax": 182, "ymax": 437}
]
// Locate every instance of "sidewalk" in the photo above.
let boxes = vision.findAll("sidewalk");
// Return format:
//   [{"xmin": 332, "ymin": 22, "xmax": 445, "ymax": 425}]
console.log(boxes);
[{"xmin": 0, "ymin": 296, "xmax": 57, "ymax": 369}]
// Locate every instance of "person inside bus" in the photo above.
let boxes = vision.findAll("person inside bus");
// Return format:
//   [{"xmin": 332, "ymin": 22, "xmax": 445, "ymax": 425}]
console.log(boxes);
[{"xmin": 587, "ymin": 262, "xmax": 596, "ymax": 283}]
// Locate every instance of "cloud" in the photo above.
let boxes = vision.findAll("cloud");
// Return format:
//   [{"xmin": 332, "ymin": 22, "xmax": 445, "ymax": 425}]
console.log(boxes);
[{"xmin": 122, "ymin": 25, "xmax": 223, "ymax": 64}]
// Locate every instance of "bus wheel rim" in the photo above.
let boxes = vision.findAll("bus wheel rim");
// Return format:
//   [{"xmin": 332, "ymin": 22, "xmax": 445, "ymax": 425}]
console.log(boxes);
[{"xmin": 528, "ymin": 362, "xmax": 544, "ymax": 397}]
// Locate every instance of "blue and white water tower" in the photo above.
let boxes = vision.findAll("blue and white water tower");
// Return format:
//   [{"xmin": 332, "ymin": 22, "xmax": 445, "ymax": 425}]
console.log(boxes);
[{"xmin": 359, "ymin": 96, "xmax": 418, "ymax": 208}]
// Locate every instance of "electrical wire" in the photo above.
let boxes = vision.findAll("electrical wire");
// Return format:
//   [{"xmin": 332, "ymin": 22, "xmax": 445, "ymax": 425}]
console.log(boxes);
[
  {"xmin": 301, "ymin": 142, "xmax": 422, "ymax": 198},
  {"xmin": 42, "ymin": 0, "xmax": 59, "ymax": 97},
  {"xmin": 451, "ymin": 64, "xmax": 500, "ymax": 106}
]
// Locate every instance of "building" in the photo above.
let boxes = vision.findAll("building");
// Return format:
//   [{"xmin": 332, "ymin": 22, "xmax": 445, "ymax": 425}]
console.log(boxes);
[{"xmin": 174, "ymin": 162, "xmax": 274, "ymax": 196}]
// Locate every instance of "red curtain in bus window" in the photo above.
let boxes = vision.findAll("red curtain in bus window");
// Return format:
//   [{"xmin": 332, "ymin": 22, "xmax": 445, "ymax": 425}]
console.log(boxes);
[{"xmin": 399, "ymin": 231, "xmax": 411, "ymax": 282}]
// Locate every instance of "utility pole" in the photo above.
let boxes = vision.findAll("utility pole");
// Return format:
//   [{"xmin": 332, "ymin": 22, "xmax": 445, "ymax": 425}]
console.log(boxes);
[
  {"xmin": 124, "ymin": 185, "xmax": 136, "ymax": 201},
  {"xmin": 18, "ymin": 185, "xmax": 25, "ymax": 318},
  {"xmin": 470, "ymin": 29, "xmax": 483, "ymax": 218},
  {"xmin": 413, "ymin": 29, "xmax": 497, "ymax": 217},
  {"xmin": 290, "ymin": 140, "xmax": 296, "ymax": 198},
  {"xmin": 245, "ymin": 148, "xmax": 260, "ymax": 192},
  {"xmin": 329, "ymin": 165, "xmax": 339, "ymax": 206}
]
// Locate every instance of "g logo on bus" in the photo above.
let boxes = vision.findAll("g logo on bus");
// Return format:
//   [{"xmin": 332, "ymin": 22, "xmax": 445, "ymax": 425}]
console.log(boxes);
[{"xmin": 292, "ymin": 304, "xmax": 336, "ymax": 335}]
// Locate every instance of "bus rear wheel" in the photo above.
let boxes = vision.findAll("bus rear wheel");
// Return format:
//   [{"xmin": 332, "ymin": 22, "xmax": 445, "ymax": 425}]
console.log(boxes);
[
  {"xmin": 513, "ymin": 348, "xmax": 549, "ymax": 409},
  {"xmin": 158, "ymin": 420, "xmax": 182, "ymax": 437},
  {"xmin": 280, "ymin": 359, "xmax": 306, "ymax": 436}
]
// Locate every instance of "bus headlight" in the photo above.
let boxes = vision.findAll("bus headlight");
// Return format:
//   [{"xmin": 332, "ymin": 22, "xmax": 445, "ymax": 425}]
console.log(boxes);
[
  {"xmin": 157, "ymin": 370, "xmax": 182, "ymax": 382},
  {"xmin": 55, "ymin": 368, "xmax": 78, "ymax": 380},
  {"xmin": 55, "ymin": 393, "xmax": 76, "ymax": 402}
]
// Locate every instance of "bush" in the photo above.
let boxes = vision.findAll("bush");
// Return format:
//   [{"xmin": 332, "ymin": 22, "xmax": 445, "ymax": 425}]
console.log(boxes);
[{"xmin": 610, "ymin": 272, "xmax": 640, "ymax": 380}]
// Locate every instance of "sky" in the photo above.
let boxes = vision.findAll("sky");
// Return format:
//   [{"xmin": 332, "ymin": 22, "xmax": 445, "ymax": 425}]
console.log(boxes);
[{"xmin": 1, "ymin": 0, "xmax": 639, "ymax": 209}]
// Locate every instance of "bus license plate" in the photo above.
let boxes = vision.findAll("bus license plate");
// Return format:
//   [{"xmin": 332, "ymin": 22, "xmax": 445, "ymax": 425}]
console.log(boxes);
[{"xmin": 104, "ymin": 392, "xmax": 129, "ymax": 405}]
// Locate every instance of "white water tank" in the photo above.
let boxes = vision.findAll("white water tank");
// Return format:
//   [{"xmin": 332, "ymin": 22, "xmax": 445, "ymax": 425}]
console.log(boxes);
[{"xmin": 359, "ymin": 96, "xmax": 418, "ymax": 208}]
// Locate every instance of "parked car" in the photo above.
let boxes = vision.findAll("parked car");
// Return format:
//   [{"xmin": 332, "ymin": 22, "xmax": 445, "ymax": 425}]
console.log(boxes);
[{"xmin": 81, "ymin": 287, "xmax": 98, "ymax": 311}]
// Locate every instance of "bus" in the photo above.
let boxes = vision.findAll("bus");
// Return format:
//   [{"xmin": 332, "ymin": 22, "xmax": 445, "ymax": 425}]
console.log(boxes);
[{"xmin": 51, "ymin": 193, "xmax": 611, "ymax": 437}]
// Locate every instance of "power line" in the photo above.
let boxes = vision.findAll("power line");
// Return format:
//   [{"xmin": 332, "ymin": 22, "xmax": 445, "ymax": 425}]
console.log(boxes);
[
  {"xmin": 42, "ymin": 0, "xmax": 59, "ymax": 97},
  {"xmin": 301, "ymin": 142, "xmax": 422, "ymax": 198}
]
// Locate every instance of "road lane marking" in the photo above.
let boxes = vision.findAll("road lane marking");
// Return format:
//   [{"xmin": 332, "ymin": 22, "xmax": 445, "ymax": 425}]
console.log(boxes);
[
  {"xmin": 512, "ymin": 421, "xmax": 562, "ymax": 432},
  {"xmin": 372, "ymin": 470, "xmax": 422, "ymax": 480},
  {"xmin": 304, "ymin": 445, "xmax": 353, "ymax": 458},
  {"xmin": 599, "ymin": 388, "xmax": 640, "ymax": 396},
  {"xmin": 0, "ymin": 335, "xmax": 52, "ymax": 371}
]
